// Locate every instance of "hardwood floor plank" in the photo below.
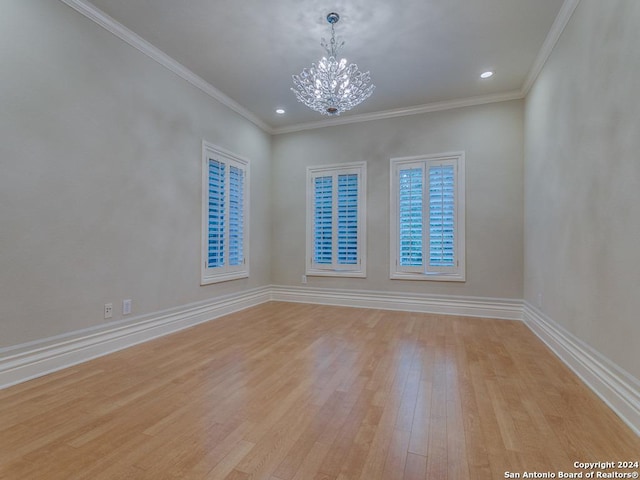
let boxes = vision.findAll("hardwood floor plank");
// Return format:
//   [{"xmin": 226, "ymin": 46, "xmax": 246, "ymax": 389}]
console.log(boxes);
[
  {"xmin": 289, "ymin": 441, "xmax": 332, "ymax": 480},
  {"xmin": 271, "ymin": 391, "xmax": 342, "ymax": 480},
  {"xmin": 403, "ymin": 452, "xmax": 426, "ymax": 480},
  {"xmin": 316, "ymin": 387, "xmax": 376, "ymax": 477},
  {"xmin": 425, "ymin": 340, "xmax": 448, "ymax": 480},
  {"xmin": 203, "ymin": 440, "xmax": 255, "ymax": 480},
  {"xmin": 445, "ymin": 342, "xmax": 470, "ymax": 480},
  {"xmin": 380, "ymin": 428, "xmax": 410, "ymax": 479},
  {"xmin": 0, "ymin": 302, "xmax": 638, "ymax": 480}
]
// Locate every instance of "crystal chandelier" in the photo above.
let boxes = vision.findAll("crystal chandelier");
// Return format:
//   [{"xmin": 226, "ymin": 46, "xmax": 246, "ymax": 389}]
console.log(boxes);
[{"xmin": 291, "ymin": 12, "xmax": 375, "ymax": 116}]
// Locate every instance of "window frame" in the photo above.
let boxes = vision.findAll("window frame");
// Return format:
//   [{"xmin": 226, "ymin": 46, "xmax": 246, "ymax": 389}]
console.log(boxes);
[
  {"xmin": 390, "ymin": 151, "xmax": 465, "ymax": 282},
  {"xmin": 201, "ymin": 141, "xmax": 250, "ymax": 285},
  {"xmin": 306, "ymin": 161, "xmax": 367, "ymax": 278}
]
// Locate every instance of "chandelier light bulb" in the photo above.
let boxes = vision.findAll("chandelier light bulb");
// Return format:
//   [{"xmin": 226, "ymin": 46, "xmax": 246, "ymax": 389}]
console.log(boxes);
[{"xmin": 291, "ymin": 12, "xmax": 375, "ymax": 116}]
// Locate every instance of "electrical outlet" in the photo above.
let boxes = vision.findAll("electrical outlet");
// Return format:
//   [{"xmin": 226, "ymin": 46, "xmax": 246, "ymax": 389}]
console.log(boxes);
[
  {"xmin": 122, "ymin": 299, "xmax": 132, "ymax": 315},
  {"xmin": 537, "ymin": 293, "xmax": 543, "ymax": 308},
  {"xmin": 301, "ymin": 275, "xmax": 307, "ymax": 284},
  {"xmin": 104, "ymin": 303, "xmax": 113, "ymax": 319}
]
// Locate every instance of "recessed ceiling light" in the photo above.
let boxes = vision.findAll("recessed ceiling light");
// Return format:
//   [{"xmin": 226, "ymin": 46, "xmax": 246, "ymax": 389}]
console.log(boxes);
[
  {"xmin": 275, "ymin": 108, "xmax": 285, "ymax": 114},
  {"xmin": 480, "ymin": 71, "xmax": 494, "ymax": 79}
]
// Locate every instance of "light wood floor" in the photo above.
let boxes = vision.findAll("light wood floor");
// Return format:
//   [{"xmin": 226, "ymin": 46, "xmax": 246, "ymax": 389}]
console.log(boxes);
[{"xmin": 0, "ymin": 302, "xmax": 638, "ymax": 479}]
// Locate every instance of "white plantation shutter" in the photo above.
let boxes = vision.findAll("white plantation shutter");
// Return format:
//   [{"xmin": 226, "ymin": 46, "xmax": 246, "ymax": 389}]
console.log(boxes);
[
  {"xmin": 202, "ymin": 142, "xmax": 249, "ymax": 284},
  {"xmin": 391, "ymin": 153, "xmax": 464, "ymax": 281},
  {"xmin": 314, "ymin": 176, "xmax": 333, "ymax": 265},
  {"xmin": 207, "ymin": 160, "xmax": 225, "ymax": 268},
  {"xmin": 398, "ymin": 165, "xmax": 424, "ymax": 271},
  {"xmin": 427, "ymin": 161, "xmax": 457, "ymax": 273},
  {"xmin": 228, "ymin": 165, "xmax": 244, "ymax": 267},
  {"xmin": 337, "ymin": 174, "xmax": 358, "ymax": 265},
  {"xmin": 307, "ymin": 163, "xmax": 366, "ymax": 277}
]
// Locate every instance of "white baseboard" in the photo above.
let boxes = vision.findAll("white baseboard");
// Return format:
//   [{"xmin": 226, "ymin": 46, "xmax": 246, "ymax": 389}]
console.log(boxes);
[
  {"xmin": 524, "ymin": 302, "xmax": 640, "ymax": 436},
  {"xmin": 271, "ymin": 285, "xmax": 523, "ymax": 320},
  {"xmin": 3, "ymin": 285, "xmax": 638, "ymax": 439},
  {"xmin": 0, "ymin": 286, "xmax": 271, "ymax": 390},
  {"xmin": 0, "ymin": 286, "xmax": 522, "ymax": 391}
]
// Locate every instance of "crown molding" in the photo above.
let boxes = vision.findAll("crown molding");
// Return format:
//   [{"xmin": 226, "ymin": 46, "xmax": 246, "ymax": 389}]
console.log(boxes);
[
  {"xmin": 58, "ymin": 0, "xmax": 578, "ymax": 136},
  {"xmin": 272, "ymin": 90, "xmax": 524, "ymax": 135},
  {"xmin": 57, "ymin": 0, "xmax": 273, "ymax": 134},
  {"xmin": 521, "ymin": 0, "xmax": 581, "ymax": 96}
]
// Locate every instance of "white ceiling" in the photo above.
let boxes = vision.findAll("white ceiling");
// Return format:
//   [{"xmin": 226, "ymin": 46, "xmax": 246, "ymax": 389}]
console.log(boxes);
[{"xmin": 82, "ymin": 0, "xmax": 567, "ymax": 132}]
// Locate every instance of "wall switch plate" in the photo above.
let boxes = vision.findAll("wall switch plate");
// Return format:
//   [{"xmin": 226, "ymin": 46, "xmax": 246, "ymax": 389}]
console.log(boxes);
[
  {"xmin": 301, "ymin": 275, "xmax": 307, "ymax": 284},
  {"xmin": 122, "ymin": 299, "xmax": 132, "ymax": 315},
  {"xmin": 104, "ymin": 303, "xmax": 113, "ymax": 319}
]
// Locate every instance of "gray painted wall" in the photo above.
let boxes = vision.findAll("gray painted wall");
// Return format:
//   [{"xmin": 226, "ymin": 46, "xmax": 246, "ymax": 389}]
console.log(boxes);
[
  {"xmin": 524, "ymin": 0, "xmax": 640, "ymax": 379},
  {"xmin": 0, "ymin": 0, "xmax": 272, "ymax": 348},
  {"xmin": 271, "ymin": 101, "xmax": 524, "ymax": 299}
]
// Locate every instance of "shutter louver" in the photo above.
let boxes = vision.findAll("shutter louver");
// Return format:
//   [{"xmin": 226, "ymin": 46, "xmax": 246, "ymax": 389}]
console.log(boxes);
[
  {"xmin": 428, "ymin": 164, "xmax": 455, "ymax": 267},
  {"xmin": 337, "ymin": 174, "xmax": 358, "ymax": 265}
]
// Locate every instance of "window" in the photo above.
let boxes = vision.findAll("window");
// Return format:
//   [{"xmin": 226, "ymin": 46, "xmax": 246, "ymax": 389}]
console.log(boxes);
[
  {"xmin": 390, "ymin": 152, "xmax": 465, "ymax": 281},
  {"xmin": 201, "ymin": 141, "xmax": 249, "ymax": 284},
  {"xmin": 306, "ymin": 162, "xmax": 366, "ymax": 277}
]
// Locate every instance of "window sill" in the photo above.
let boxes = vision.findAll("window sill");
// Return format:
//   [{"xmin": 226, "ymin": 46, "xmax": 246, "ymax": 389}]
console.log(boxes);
[
  {"xmin": 306, "ymin": 269, "xmax": 366, "ymax": 279},
  {"xmin": 201, "ymin": 270, "xmax": 249, "ymax": 285},
  {"xmin": 390, "ymin": 271, "xmax": 465, "ymax": 282}
]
